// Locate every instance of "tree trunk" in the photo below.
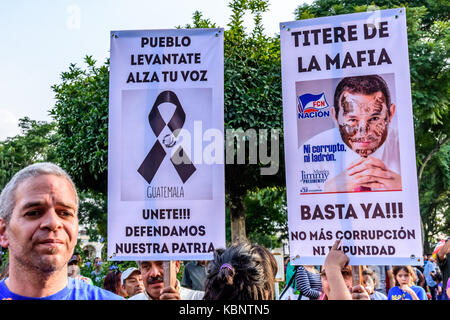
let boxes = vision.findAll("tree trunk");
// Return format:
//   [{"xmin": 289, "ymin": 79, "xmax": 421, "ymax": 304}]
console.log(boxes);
[
  {"xmin": 417, "ymin": 136, "xmax": 449, "ymax": 252},
  {"xmin": 229, "ymin": 194, "xmax": 247, "ymax": 243},
  {"xmin": 418, "ymin": 136, "xmax": 450, "ymax": 184}
]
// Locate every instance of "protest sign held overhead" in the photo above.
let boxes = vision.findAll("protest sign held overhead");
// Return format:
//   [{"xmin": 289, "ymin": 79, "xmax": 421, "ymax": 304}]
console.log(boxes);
[
  {"xmin": 108, "ymin": 28, "xmax": 225, "ymax": 261},
  {"xmin": 280, "ymin": 9, "xmax": 422, "ymax": 265}
]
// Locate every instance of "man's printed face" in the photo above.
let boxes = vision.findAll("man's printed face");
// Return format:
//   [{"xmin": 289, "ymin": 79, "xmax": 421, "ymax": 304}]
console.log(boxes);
[{"xmin": 336, "ymin": 90, "xmax": 390, "ymax": 156}]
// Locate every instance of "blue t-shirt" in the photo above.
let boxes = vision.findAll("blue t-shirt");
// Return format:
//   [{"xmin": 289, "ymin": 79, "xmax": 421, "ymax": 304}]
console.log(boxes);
[
  {"xmin": 387, "ymin": 285, "xmax": 428, "ymax": 300},
  {"xmin": 0, "ymin": 278, "xmax": 124, "ymax": 300}
]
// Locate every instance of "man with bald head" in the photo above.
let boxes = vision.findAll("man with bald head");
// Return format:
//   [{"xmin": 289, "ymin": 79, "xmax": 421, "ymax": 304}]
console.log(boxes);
[{"xmin": 0, "ymin": 162, "xmax": 123, "ymax": 300}]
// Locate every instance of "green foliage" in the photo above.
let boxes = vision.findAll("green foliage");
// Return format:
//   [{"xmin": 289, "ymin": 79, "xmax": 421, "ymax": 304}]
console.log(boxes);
[
  {"xmin": 0, "ymin": 247, "xmax": 8, "ymax": 276},
  {"xmin": 294, "ymin": 0, "xmax": 449, "ymax": 26},
  {"xmin": 50, "ymin": 56, "xmax": 110, "ymax": 194},
  {"xmin": 419, "ymin": 144, "xmax": 450, "ymax": 251},
  {"xmin": 407, "ymin": 8, "xmax": 449, "ymax": 165},
  {"xmin": 78, "ymin": 190, "xmax": 108, "ymax": 242},
  {"xmin": 224, "ymin": 0, "xmax": 282, "ymax": 131},
  {"xmin": 182, "ymin": 11, "xmax": 218, "ymax": 29},
  {"xmin": 0, "ymin": 117, "xmax": 56, "ymax": 190},
  {"xmin": 244, "ymin": 186, "xmax": 287, "ymax": 248},
  {"xmin": 221, "ymin": 0, "xmax": 286, "ymax": 242}
]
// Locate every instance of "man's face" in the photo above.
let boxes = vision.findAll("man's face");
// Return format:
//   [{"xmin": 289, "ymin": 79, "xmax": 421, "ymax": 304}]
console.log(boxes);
[
  {"xmin": 139, "ymin": 261, "xmax": 180, "ymax": 300},
  {"xmin": 123, "ymin": 271, "xmax": 144, "ymax": 297},
  {"xmin": 67, "ymin": 263, "xmax": 80, "ymax": 277},
  {"xmin": 320, "ymin": 269, "xmax": 353, "ymax": 298},
  {"xmin": 336, "ymin": 90, "xmax": 393, "ymax": 157},
  {"xmin": 0, "ymin": 174, "xmax": 78, "ymax": 274},
  {"xmin": 94, "ymin": 257, "xmax": 102, "ymax": 267}
]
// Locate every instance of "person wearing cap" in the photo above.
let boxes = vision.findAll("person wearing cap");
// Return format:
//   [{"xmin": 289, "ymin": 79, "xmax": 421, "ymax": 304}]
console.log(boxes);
[
  {"xmin": 121, "ymin": 267, "xmax": 144, "ymax": 298},
  {"xmin": 129, "ymin": 260, "xmax": 204, "ymax": 300},
  {"xmin": 67, "ymin": 255, "xmax": 93, "ymax": 285},
  {"xmin": 0, "ymin": 162, "xmax": 123, "ymax": 300}
]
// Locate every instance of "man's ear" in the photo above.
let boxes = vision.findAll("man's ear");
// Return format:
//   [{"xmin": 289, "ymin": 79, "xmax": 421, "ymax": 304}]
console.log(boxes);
[
  {"xmin": 0, "ymin": 218, "xmax": 9, "ymax": 248},
  {"xmin": 389, "ymin": 104, "xmax": 396, "ymax": 123}
]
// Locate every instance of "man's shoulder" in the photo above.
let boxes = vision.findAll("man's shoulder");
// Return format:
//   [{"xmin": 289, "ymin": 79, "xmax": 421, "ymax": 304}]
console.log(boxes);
[
  {"xmin": 0, "ymin": 278, "xmax": 123, "ymax": 300},
  {"xmin": 184, "ymin": 261, "xmax": 197, "ymax": 270}
]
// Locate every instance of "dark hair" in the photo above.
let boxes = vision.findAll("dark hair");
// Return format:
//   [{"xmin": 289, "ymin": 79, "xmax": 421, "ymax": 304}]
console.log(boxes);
[
  {"xmin": 103, "ymin": 270, "xmax": 122, "ymax": 294},
  {"xmin": 203, "ymin": 243, "xmax": 267, "ymax": 300},
  {"xmin": 333, "ymin": 75, "xmax": 391, "ymax": 118},
  {"xmin": 432, "ymin": 271, "xmax": 442, "ymax": 283},
  {"xmin": 251, "ymin": 244, "xmax": 278, "ymax": 300},
  {"xmin": 392, "ymin": 266, "xmax": 416, "ymax": 286},
  {"xmin": 362, "ymin": 267, "xmax": 378, "ymax": 286}
]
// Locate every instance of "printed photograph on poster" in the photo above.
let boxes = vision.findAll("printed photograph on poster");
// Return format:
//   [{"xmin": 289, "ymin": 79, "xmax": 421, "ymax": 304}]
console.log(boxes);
[
  {"xmin": 297, "ymin": 73, "xmax": 401, "ymax": 194},
  {"xmin": 120, "ymin": 88, "xmax": 213, "ymax": 201}
]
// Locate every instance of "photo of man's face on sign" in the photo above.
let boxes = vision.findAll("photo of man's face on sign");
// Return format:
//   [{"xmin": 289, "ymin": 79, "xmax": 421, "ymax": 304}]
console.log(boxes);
[
  {"xmin": 297, "ymin": 74, "xmax": 402, "ymax": 194},
  {"xmin": 333, "ymin": 75, "xmax": 395, "ymax": 157}
]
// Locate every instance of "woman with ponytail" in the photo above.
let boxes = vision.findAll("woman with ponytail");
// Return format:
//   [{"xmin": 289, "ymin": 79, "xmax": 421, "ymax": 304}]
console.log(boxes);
[{"xmin": 203, "ymin": 243, "xmax": 269, "ymax": 300}]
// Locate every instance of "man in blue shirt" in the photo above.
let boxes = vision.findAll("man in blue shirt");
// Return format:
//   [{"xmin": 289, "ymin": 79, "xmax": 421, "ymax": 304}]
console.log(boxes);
[
  {"xmin": 181, "ymin": 260, "xmax": 208, "ymax": 291},
  {"xmin": 0, "ymin": 162, "xmax": 123, "ymax": 300},
  {"xmin": 424, "ymin": 254, "xmax": 438, "ymax": 300}
]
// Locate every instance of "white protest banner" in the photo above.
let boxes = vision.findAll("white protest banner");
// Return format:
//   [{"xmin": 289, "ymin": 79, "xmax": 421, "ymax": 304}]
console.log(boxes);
[
  {"xmin": 280, "ymin": 8, "xmax": 423, "ymax": 265},
  {"xmin": 108, "ymin": 28, "xmax": 225, "ymax": 261}
]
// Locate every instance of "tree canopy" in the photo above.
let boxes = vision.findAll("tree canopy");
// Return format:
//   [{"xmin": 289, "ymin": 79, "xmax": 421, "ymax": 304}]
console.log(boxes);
[
  {"xmin": 50, "ymin": 56, "xmax": 109, "ymax": 194},
  {"xmin": 0, "ymin": 117, "xmax": 56, "ymax": 190}
]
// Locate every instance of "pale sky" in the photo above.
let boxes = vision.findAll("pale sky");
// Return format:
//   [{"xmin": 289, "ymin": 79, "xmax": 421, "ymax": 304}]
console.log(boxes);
[{"xmin": 0, "ymin": 0, "xmax": 312, "ymax": 141}]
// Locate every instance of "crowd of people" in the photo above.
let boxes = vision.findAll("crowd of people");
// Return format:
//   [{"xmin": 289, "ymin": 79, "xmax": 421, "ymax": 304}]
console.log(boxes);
[
  {"xmin": 0, "ymin": 162, "xmax": 449, "ymax": 300},
  {"xmin": 284, "ymin": 246, "xmax": 450, "ymax": 301}
]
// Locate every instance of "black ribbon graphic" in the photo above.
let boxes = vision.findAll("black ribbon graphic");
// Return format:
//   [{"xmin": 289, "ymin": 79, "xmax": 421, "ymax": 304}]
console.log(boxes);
[{"xmin": 138, "ymin": 91, "xmax": 196, "ymax": 184}]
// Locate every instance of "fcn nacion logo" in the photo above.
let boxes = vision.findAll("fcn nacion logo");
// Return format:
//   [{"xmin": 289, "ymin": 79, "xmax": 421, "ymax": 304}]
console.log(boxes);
[{"xmin": 297, "ymin": 92, "xmax": 330, "ymax": 119}]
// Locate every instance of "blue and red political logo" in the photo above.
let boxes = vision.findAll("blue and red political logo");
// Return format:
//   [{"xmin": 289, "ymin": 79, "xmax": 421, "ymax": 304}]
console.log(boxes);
[{"xmin": 297, "ymin": 92, "xmax": 330, "ymax": 119}]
